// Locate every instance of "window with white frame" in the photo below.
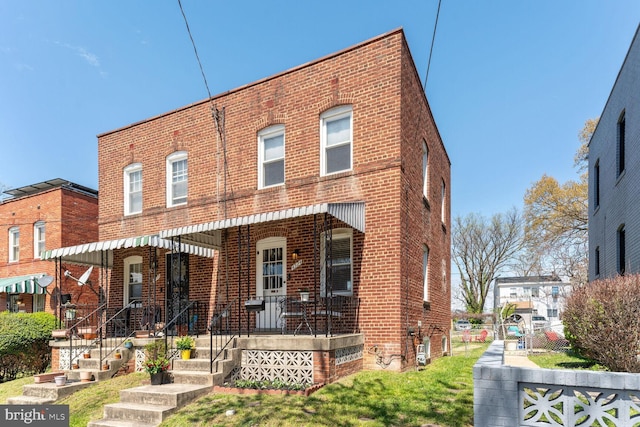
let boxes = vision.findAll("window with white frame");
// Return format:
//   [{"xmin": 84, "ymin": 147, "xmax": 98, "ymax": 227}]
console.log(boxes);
[
  {"xmin": 124, "ymin": 256, "xmax": 143, "ymax": 306},
  {"xmin": 33, "ymin": 294, "xmax": 45, "ymax": 312},
  {"xmin": 258, "ymin": 125, "xmax": 285, "ymax": 188},
  {"xmin": 422, "ymin": 141, "xmax": 429, "ymax": 199},
  {"xmin": 8, "ymin": 227, "xmax": 19, "ymax": 262},
  {"xmin": 321, "ymin": 228, "xmax": 353, "ymax": 295},
  {"xmin": 321, "ymin": 105, "xmax": 352, "ymax": 176},
  {"xmin": 423, "ymin": 245, "xmax": 429, "ymax": 301},
  {"xmin": 33, "ymin": 221, "xmax": 45, "ymax": 259},
  {"xmin": 441, "ymin": 180, "xmax": 446, "ymax": 224},
  {"xmin": 124, "ymin": 163, "xmax": 143, "ymax": 215},
  {"xmin": 166, "ymin": 151, "xmax": 188, "ymax": 207}
]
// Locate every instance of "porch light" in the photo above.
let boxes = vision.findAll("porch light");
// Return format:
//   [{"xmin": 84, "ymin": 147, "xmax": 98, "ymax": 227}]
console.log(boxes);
[{"xmin": 292, "ymin": 249, "xmax": 300, "ymax": 261}]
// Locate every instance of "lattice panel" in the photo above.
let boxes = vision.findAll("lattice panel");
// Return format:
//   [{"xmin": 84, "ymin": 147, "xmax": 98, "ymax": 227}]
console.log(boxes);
[
  {"xmin": 135, "ymin": 348, "xmax": 146, "ymax": 372},
  {"xmin": 233, "ymin": 350, "xmax": 314, "ymax": 385},
  {"xmin": 336, "ymin": 345, "xmax": 363, "ymax": 365},
  {"xmin": 59, "ymin": 347, "xmax": 88, "ymax": 370},
  {"xmin": 520, "ymin": 383, "xmax": 640, "ymax": 426}
]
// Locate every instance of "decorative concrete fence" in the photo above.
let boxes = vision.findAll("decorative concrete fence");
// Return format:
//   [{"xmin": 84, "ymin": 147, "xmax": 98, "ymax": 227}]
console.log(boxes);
[{"xmin": 474, "ymin": 341, "xmax": 640, "ymax": 427}]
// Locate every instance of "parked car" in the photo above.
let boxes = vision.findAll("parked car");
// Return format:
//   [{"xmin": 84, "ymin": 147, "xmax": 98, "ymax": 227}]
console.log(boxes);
[
  {"xmin": 454, "ymin": 319, "xmax": 472, "ymax": 331},
  {"xmin": 531, "ymin": 315, "xmax": 547, "ymax": 329}
]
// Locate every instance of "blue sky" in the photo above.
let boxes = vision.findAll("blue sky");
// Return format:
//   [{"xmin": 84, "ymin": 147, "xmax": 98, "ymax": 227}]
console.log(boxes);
[{"xmin": 1, "ymin": 1, "xmax": 639, "ymax": 219}]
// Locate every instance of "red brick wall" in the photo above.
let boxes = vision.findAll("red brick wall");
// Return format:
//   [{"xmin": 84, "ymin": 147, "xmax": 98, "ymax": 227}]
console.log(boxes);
[
  {"xmin": 97, "ymin": 29, "xmax": 450, "ymax": 372},
  {"xmin": 0, "ymin": 186, "xmax": 98, "ymax": 314}
]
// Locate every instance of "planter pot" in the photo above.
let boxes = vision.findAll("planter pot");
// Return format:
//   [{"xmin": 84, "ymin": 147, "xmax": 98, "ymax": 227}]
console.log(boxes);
[
  {"xmin": 54, "ymin": 376, "xmax": 66, "ymax": 387},
  {"xmin": 83, "ymin": 353, "xmax": 91, "ymax": 359},
  {"xmin": 124, "ymin": 342, "xmax": 133, "ymax": 349},
  {"xmin": 102, "ymin": 364, "xmax": 110, "ymax": 371},
  {"xmin": 72, "ymin": 364, "xmax": 79, "ymax": 370},
  {"xmin": 299, "ymin": 292, "xmax": 310, "ymax": 302},
  {"xmin": 114, "ymin": 353, "xmax": 122, "ymax": 359},
  {"xmin": 150, "ymin": 372, "xmax": 166, "ymax": 385},
  {"xmin": 180, "ymin": 349, "xmax": 192, "ymax": 360},
  {"xmin": 79, "ymin": 371, "xmax": 92, "ymax": 383}
]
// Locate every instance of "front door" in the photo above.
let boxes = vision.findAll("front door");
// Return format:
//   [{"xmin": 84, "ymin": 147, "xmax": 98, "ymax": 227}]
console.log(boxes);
[
  {"xmin": 256, "ymin": 237, "xmax": 286, "ymax": 330},
  {"xmin": 166, "ymin": 252, "xmax": 189, "ymax": 335}
]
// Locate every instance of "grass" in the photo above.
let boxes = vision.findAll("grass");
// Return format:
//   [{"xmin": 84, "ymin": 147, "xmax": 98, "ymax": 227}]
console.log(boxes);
[
  {"xmin": 529, "ymin": 350, "xmax": 606, "ymax": 371},
  {"xmin": 0, "ymin": 343, "xmax": 485, "ymax": 427}
]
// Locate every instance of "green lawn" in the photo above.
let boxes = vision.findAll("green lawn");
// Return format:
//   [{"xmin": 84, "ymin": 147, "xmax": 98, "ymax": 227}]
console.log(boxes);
[{"xmin": 0, "ymin": 343, "xmax": 485, "ymax": 427}]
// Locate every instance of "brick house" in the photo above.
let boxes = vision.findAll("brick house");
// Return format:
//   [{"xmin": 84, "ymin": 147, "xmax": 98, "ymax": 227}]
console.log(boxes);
[
  {"xmin": 0, "ymin": 178, "xmax": 98, "ymax": 314},
  {"xmin": 589, "ymin": 24, "xmax": 640, "ymax": 280},
  {"xmin": 45, "ymin": 28, "xmax": 450, "ymax": 382}
]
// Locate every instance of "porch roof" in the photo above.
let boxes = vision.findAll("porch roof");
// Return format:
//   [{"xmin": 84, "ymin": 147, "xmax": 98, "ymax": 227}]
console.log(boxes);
[
  {"xmin": 159, "ymin": 202, "xmax": 365, "ymax": 250},
  {"xmin": 42, "ymin": 234, "xmax": 214, "ymax": 267},
  {"xmin": 0, "ymin": 273, "xmax": 48, "ymax": 294}
]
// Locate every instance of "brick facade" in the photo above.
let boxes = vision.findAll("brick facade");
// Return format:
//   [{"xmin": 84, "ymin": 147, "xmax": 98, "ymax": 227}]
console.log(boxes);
[
  {"xmin": 96, "ymin": 29, "xmax": 450, "ymax": 372},
  {"xmin": 0, "ymin": 183, "xmax": 99, "ymax": 314}
]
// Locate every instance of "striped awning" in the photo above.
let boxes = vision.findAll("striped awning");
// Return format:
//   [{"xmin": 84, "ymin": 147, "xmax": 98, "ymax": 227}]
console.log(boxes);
[
  {"xmin": 42, "ymin": 234, "xmax": 214, "ymax": 267},
  {"xmin": 0, "ymin": 274, "xmax": 48, "ymax": 294},
  {"xmin": 160, "ymin": 202, "xmax": 365, "ymax": 250}
]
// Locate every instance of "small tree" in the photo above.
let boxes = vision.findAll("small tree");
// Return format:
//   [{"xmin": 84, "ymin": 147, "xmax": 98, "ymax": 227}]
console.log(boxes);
[{"xmin": 563, "ymin": 274, "xmax": 640, "ymax": 373}]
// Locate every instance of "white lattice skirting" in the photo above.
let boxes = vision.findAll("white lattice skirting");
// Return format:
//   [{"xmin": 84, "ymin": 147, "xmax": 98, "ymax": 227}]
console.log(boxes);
[
  {"xmin": 232, "ymin": 350, "xmax": 314, "ymax": 385},
  {"xmin": 59, "ymin": 347, "xmax": 90, "ymax": 370}
]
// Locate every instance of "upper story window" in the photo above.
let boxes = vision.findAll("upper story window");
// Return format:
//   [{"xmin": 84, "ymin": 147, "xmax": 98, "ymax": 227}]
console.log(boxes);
[
  {"xmin": 33, "ymin": 221, "xmax": 45, "ymax": 259},
  {"xmin": 617, "ymin": 111, "xmax": 625, "ymax": 177},
  {"xmin": 321, "ymin": 228, "xmax": 353, "ymax": 295},
  {"xmin": 441, "ymin": 180, "xmax": 446, "ymax": 224},
  {"xmin": 166, "ymin": 151, "xmax": 188, "ymax": 207},
  {"xmin": 321, "ymin": 105, "xmax": 352, "ymax": 176},
  {"xmin": 422, "ymin": 141, "xmax": 429, "ymax": 199},
  {"xmin": 618, "ymin": 224, "xmax": 626, "ymax": 275},
  {"xmin": 423, "ymin": 245, "xmax": 429, "ymax": 302},
  {"xmin": 124, "ymin": 163, "xmax": 143, "ymax": 215},
  {"xmin": 593, "ymin": 160, "xmax": 600, "ymax": 209},
  {"xmin": 258, "ymin": 125, "xmax": 285, "ymax": 188},
  {"xmin": 594, "ymin": 246, "xmax": 601, "ymax": 277},
  {"xmin": 8, "ymin": 227, "xmax": 19, "ymax": 262},
  {"xmin": 124, "ymin": 256, "xmax": 143, "ymax": 306}
]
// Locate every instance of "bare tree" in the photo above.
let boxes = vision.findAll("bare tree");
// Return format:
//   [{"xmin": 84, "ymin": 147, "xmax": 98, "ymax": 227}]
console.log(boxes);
[{"xmin": 452, "ymin": 208, "xmax": 525, "ymax": 313}]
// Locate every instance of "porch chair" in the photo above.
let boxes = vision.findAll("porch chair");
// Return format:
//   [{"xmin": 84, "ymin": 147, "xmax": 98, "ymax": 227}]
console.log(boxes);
[
  {"xmin": 474, "ymin": 329, "xmax": 488, "ymax": 342},
  {"xmin": 314, "ymin": 295, "xmax": 345, "ymax": 334},
  {"xmin": 278, "ymin": 297, "xmax": 304, "ymax": 334}
]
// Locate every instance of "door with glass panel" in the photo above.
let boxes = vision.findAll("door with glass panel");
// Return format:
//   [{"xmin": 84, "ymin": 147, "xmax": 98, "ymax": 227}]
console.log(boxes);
[{"xmin": 256, "ymin": 237, "xmax": 286, "ymax": 330}]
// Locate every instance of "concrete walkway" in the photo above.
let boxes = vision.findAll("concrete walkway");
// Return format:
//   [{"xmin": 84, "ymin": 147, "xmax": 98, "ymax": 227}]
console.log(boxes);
[{"xmin": 503, "ymin": 353, "xmax": 540, "ymax": 368}]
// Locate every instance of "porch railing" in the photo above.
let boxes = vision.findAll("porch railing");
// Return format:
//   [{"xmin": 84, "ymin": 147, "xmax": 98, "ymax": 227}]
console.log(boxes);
[{"xmin": 208, "ymin": 298, "xmax": 238, "ymax": 374}]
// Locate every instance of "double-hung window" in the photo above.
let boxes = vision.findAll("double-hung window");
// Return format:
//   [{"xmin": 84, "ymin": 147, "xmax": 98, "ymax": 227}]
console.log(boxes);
[
  {"xmin": 8, "ymin": 227, "xmax": 19, "ymax": 262},
  {"xmin": 321, "ymin": 228, "xmax": 353, "ymax": 295},
  {"xmin": 422, "ymin": 141, "xmax": 429, "ymax": 199},
  {"xmin": 321, "ymin": 106, "xmax": 352, "ymax": 176},
  {"xmin": 167, "ymin": 152, "xmax": 188, "ymax": 207},
  {"xmin": 258, "ymin": 125, "xmax": 285, "ymax": 188},
  {"xmin": 124, "ymin": 163, "xmax": 143, "ymax": 215},
  {"xmin": 34, "ymin": 221, "xmax": 45, "ymax": 259},
  {"xmin": 423, "ymin": 245, "xmax": 429, "ymax": 302}
]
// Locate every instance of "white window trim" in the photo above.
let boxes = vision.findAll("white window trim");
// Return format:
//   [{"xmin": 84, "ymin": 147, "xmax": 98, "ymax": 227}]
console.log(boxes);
[
  {"xmin": 258, "ymin": 125, "xmax": 285, "ymax": 189},
  {"xmin": 124, "ymin": 255, "xmax": 142, "ymax": 308},
  {"xmin": 9, "ymin": 227, "xmax": 19, "ymax": 262},
  {"xmin": 166, "ymin": 151, "xmax": 188, "ymax": 207},
  {"xmin": 124, "ymin": 163, "xmax": 143, "ymax": 215},
  {"xmin": 320, "ymin": 228, "xmax": 353, "ymax": 296},
  {"xmin": 441, "ymin": 180, "xmax": 446, "ymax": 224},
  {"xmin": 34, "ymin": 221, "xmax": 45, "ymax": 259},
  {"xmin": 423, "ymin": 245, "xmax": 429, "ymax": 302},
  {"xmin": 320, "ymin": 105, "xmax": 353, "ymax": 176},
  {"xmin": 422, "ymin": 141, "xmax": 429, "ymax": 199}
]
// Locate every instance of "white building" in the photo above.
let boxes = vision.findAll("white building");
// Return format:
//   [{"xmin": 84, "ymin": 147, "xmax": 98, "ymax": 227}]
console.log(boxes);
[{"xmin": 494, "ymin": 276, "xmax": 570, "ymax": 328}]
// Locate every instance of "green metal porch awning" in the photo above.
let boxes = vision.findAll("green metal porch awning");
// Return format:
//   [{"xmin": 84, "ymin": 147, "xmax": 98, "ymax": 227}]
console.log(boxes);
[
  {"xmin": 0, "ymin": 274, "xmax": 48, "ymax": 294},
  {"xmin": 42, "ymin": 234, "xmax": 214, "ymax": 267}
]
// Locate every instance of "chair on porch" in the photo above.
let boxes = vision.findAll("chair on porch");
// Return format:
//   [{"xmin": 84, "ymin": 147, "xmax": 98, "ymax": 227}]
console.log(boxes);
[
  {"xmin": 278, "ymin": 297, "xmax": 304, "ymax": 334},
  {"xmin": 314, "ymin": 295, "xmax": 346, "ymax": 333}
]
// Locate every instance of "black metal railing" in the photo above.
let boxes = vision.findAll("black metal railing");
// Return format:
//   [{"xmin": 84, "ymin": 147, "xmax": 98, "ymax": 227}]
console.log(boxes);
[{"xmin": 208, "ymin": 298, "xmax": 238, "ymax": 374}]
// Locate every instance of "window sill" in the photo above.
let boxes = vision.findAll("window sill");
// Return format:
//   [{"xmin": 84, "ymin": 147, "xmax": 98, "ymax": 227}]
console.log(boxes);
[
  {"xmin": 319, "ymin": 170, "xmax": 353, "ymax": 181},
  {"xmin": 422, "ymin": 196, "xmax": 430, "ymax": 210}
]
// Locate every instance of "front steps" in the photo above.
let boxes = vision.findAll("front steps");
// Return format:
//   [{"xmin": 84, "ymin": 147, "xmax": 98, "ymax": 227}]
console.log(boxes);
[{"xmin": 88, "ymin": 336, "xmax": 240, "ymax": 427}]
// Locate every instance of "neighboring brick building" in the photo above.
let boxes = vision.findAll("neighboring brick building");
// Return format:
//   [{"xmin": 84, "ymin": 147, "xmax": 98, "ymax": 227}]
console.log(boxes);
[
  {"xmin": 589, "ymin": 24, "xmax": 640, "ymax": 280},
  {"xmin": 47, "ymin": 28, "xmax": 451, "ymax": 376},
  {"xmin": 0, "ymin": 179, "xmax": 98, "ymax": 314}
]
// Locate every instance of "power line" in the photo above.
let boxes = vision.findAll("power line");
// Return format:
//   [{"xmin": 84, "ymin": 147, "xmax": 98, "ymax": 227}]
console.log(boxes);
[
  {"xmin": 423, "ymin": 0, "xmax": 442, "ymax": 92},
  {"xmin": 177, "ymin": 0, "xmax": 213, "ymax": 100}
]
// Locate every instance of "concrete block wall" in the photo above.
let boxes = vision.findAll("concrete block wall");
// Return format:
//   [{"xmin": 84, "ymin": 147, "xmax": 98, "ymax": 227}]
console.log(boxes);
[{"xmin": 474, "ymin": 341, "xmax": 640, "ymax": 427}]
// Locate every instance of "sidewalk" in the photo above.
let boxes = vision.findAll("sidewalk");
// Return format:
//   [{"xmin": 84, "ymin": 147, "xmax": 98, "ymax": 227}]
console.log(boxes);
[{"xmin": 503, "ymin": 352, "xmax": 540, "ymax": 368}]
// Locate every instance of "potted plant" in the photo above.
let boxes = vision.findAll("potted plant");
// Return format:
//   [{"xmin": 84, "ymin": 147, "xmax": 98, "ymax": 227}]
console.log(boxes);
[
  {"xmin": 176, "ymin": 335, "xmax": 195, "ymax": 360},
  {"xmin": 114, "ymin": 349, "xmax": 122, "ymax": 359},
  {"xmin": 299, "ymin": 288, "xmax": 310, "ymax": 302},
  {"xmin": 144, "ymin": 341, "xmax": 170, "ymax": 385},
  {"xmin": 83, "ymin": 349, "xmax": 91, "ymax": 359},
  {"xmin": 123, "ymin": 339, "xmax": 133, "ymax": 349}
]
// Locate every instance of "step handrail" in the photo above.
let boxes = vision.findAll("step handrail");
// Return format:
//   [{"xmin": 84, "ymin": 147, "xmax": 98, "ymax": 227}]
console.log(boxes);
[{"xmin": 208, "ymin": 299, "xmax": 238, "ymax": 374}]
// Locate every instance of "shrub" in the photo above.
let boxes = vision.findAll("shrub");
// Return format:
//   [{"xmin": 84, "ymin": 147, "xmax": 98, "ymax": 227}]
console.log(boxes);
[
  {"xmin": 0, "ymin": 311, "xmax": 57, "ymax": 382},
  {"xmin": 563, "ymin": 274, "xmax": 640, "ymax": 372}
]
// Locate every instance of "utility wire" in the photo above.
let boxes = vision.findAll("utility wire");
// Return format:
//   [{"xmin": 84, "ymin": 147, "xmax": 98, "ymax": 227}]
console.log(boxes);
[
  {"xmin": 423, "ymin": 0, "xmax": 442, "ymax": 91},
  {"xmin": 177, "ymin": 0, "xmax": 212, "ymax": 100}
]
